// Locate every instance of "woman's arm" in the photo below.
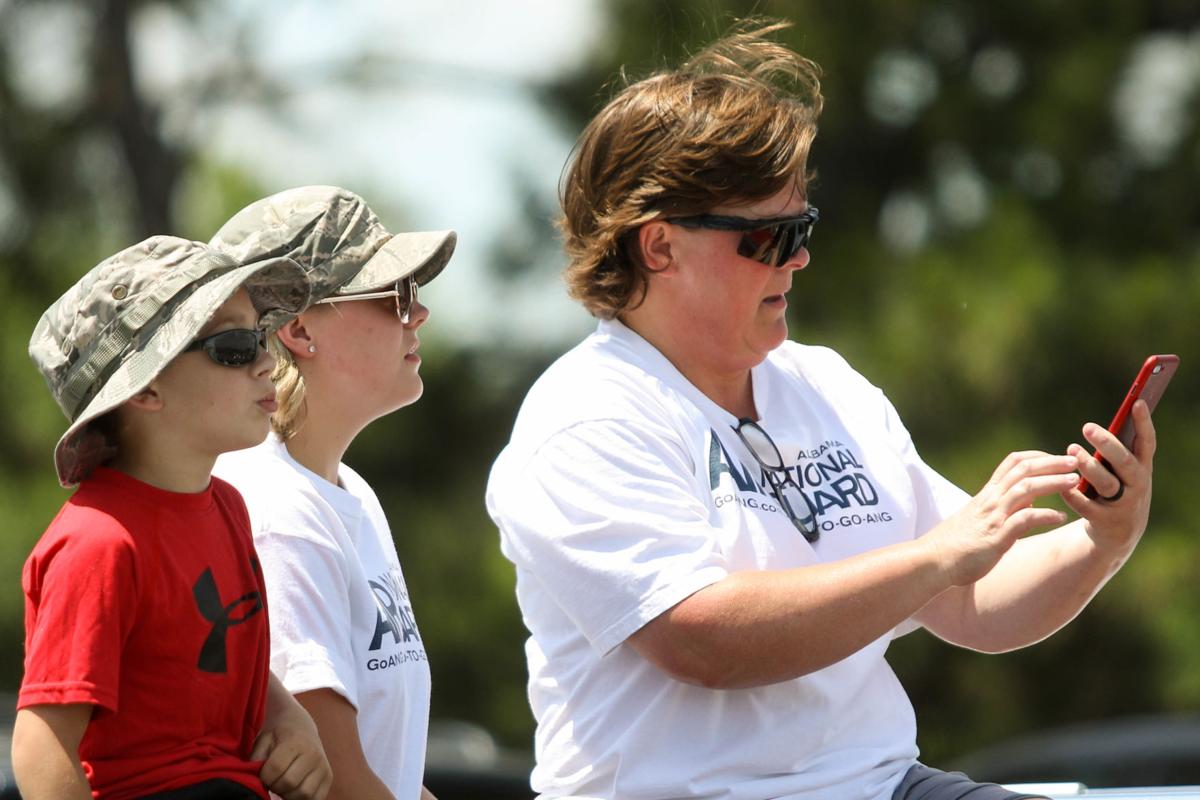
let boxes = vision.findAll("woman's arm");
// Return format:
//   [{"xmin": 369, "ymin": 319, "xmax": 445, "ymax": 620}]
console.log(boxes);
[
  {"xmin": 915, "ymin": 401, "xmax": 1156, "ymax": 651},
  {"xmin": 629, "ymin": 450, "xmax": 1079, "ymax": 688},
  {"xmin": 11, "ymin": 704, "xmax": 93, "ymax": 800},
  {"xmin": 294, "ymin": 688, "xmax": 399, "ymax": 800},
  {"xmin": 628, "ymin": 533, "xmax": 952, "ymax": 687},
  {"xmin": 254, "ymin": 673, "xmax": 333, "ymax": 800},
  {"xmin": 915, "ymin": 518, "xmax": 1122, "ymax": 651}
]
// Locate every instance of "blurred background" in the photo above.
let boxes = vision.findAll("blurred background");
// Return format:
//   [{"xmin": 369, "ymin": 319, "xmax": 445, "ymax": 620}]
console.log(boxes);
[{"xmin": 1, "ymin": 0, "xmax": 1198, "ymax": 793}]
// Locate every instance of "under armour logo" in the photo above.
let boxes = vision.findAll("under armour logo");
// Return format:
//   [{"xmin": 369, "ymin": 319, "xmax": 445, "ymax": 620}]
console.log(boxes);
[{"xmin": 192, "ymin": 567, "xmax": 263, "ymax": 673}]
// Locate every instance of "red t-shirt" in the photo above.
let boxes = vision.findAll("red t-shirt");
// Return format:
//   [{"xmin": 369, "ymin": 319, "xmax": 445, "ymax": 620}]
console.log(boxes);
[{"xmin": 19, "ymin": 467, "xmax": 271, "ymax": 799}]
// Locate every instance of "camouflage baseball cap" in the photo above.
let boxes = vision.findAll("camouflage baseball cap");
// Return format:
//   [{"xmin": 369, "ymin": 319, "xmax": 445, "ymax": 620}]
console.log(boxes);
[
  {"xmin": 30, "ymin": 236, "xmax": 309, "ymax": 487},
  {"xmin": 209, "ymin": 185, "xmax": 457, "ymax": 304}
]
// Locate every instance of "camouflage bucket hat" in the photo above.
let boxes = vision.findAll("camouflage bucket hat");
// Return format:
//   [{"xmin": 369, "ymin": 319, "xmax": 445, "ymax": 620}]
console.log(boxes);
[
  {"xmin": 209, "ymin": 184, "xmax": 457, "ymax": 304},
  {"xmin": 29, "ymin": 236, "xmax": 309, "ymax": 487}
]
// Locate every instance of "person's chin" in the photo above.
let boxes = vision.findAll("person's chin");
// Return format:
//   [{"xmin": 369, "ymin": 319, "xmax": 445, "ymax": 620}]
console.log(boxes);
[
  {"xmin": 761, "ymin": 316, "xmax": 790, "ymax": 347},
  {"xmin": 230, "ymin": 419, "xmax": 272, "ymax": 452},
  {"xmin": 208, "ymin": 430, "xmax": 268, "ymax": 461},
  {"xmin": 386, "ymin": 380, "xmax": 424, "ymax": 413}
]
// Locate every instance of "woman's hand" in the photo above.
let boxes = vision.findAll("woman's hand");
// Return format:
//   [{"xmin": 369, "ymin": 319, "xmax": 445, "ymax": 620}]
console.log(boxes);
[
  {"xmin": 922, "ymin": 450, "xmax": 1079, "ymax": 586},
  {"xmin": 1062, "ymin": 399, "xmax": 1155, "ymax": 556}
]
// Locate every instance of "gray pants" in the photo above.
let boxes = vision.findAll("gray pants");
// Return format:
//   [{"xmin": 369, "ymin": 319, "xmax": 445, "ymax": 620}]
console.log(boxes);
[{"xmin": 892, "ymin": 764, "xmax": 1050, "ymax": 800}]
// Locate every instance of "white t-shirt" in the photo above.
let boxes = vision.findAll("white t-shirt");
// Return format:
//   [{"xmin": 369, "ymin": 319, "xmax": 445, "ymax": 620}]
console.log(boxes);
[
  {"xmin": 215, "ymin": 436, "xmax": 431, "ymax": 800},
  {"xmin": 486, "ymin": 319, "xmax": 970, "ymax": 800}
]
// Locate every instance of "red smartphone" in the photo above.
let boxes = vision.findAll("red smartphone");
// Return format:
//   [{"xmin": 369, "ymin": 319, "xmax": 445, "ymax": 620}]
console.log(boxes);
[{"xmin": 1077, "ymin": 354, "xmax": 1179, "ymax": 497}]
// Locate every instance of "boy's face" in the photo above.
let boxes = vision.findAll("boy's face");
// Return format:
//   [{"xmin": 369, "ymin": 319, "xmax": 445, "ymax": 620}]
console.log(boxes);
[{"xmin": 149, "ymin": 289, "xmax": 277, "ymax": 458}]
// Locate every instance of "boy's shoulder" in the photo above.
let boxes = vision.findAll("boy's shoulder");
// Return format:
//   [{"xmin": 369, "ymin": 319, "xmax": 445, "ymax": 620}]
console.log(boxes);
[
  {"xmin": 50, "ymin": 471, "xmax": 146, "ymax": 539},
  {"xmin": 44, "ymin": 468, "xmax": 246, "ymax": 550},
  {"xmin": 38, "ymin": 498, "xmax": 133, "ymax": 550},
  {"xmin": 27, "ymin": 480, "xmax": 143, "ymax": 591},
  {"xmin": 208, "ymin": 472, "xmax": 250, "ymax": 506}
]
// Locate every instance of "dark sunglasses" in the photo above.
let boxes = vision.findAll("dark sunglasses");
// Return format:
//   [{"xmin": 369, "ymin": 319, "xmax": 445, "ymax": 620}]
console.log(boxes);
[
  {"xmin": 314, "ymin": 275, "xmax": 418, "ymax": 324},
  {"xmin": 664, "ymin": 207, "xmax": 819, "ymax": 268},
  {"xmin": 184, "ymin": 328, "xmax": 268, "ymax": 367},
  {"xmin": 732, "ymin": 418, "xmax": 821, "ymax": 542}
]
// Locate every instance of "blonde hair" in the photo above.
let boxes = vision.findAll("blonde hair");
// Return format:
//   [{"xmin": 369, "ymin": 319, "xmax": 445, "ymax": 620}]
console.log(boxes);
[
  {"xmin": 268, "ymin": 336, "xmax": 308, "ymax": 439},
  {"xmin": 559, "ymin": 19, "xmax": 824, "ymax": 319}
]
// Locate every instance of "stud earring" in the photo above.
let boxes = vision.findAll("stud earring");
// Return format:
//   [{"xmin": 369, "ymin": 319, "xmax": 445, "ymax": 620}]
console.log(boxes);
[{"xmin": 307, "ymin": 345, "xmax": 317, "ymax": 353}]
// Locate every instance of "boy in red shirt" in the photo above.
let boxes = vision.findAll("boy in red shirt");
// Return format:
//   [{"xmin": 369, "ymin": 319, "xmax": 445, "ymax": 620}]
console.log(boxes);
[{"xmin": 14, "ymin": 237, "xmax": 333, "ymax": 800}]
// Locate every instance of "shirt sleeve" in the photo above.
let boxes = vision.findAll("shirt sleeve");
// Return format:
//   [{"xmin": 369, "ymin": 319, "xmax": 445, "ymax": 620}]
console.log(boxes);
[
  {"xmin": 877, "ymin": 388, "xmax": 971, "ymax": 638},
  {"xmin": 779, "ymin": 342, "xmax": 970, "ymax": 530},
  {"xmin": 877, "ymin": 391, "xmax": 971, "ymax": 535},
  {"xmin": 253, "ymin": 529, "xmax": 360, "ymax": 708},
  {"xmin": 797, "ymin": 345, "xmax": 971, "ymax": 638},
  {"xmin": 494, "ymin": 418, "xmax": 729, "ymax": 656},
  {"xmin": 19, "ymin": 526, "xmax": 140, "ymax": 713}
]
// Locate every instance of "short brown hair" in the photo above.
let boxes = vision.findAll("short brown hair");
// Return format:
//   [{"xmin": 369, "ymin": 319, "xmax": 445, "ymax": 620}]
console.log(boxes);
[{"xmin": 559, "ymin": 19, "xmax": 824, "ymax": 319}]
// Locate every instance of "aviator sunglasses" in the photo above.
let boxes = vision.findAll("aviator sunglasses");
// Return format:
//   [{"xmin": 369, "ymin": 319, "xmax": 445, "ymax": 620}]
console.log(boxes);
[
  {"xmin": 664, "ymin": 207, "xmax": 820, "ymax": 268},
  {"xmin": 185, "ymin": 328, "xmax": 268, "ymax": 367},
  {"xmin": 732, "ymin": 418, "xmax": 821, "ymax": 542},
  {"xmin": 314, "ymin": 275, "xmax": 419, "ymax": 324}
]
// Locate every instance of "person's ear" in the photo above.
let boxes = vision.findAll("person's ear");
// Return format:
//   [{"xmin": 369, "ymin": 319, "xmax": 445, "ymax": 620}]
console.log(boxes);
[
  {"xmin": 637, "ymin": 221, "xmax": 677, "ymax": 276},
  {"xmin": 277, "ymin": 313, "xmax": 317, "ymax": 359},
  {"xmin": 125, "ymin": 383, "xmax": 164, "ymax": 412}
]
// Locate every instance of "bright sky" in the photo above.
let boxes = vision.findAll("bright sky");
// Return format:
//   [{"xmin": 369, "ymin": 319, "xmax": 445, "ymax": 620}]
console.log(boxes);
[
  {"xmin": 136, "ymin": 0, "xmax": 608, "ymax": 351},
  {"xmin": 6, "ymin": 0, "xmax": 1194, "ymax": 350}
]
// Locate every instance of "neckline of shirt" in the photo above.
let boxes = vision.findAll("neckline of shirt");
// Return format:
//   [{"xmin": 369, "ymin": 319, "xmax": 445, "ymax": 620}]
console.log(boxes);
[
  {"xmin": 264, "ymin": 434, "xmax": 364, "ymax": 518},
  {"xmin": 596, "ymin": 318, "xmax": 776, "ymax": 426},
  {"xmin": 90, "ymin": 466, "xmax": 217, "ymax": 511}
]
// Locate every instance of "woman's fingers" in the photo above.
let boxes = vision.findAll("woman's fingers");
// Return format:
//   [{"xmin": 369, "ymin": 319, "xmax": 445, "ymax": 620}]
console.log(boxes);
[
  {"xmin": 1128, "ymin": 399, "xmax": 1157, "ymax": 464},
  {"xmin": 986, "ymin": 450, "xmax": 1054, "ymax": 487},
  {"xmin": 1003, "ymin": 471, "xmax": 1080, "ymax": 512},
  {"xmin": 1081, "ymin": 424, "xmax": 1136, "ymax": 479},
  {"xmin": 1004, "ymin": 505, "xmax": 1068, "ymax": 538},
  {"xmin": 1077, "ymin": 402, "xmax": 1155, "ymax": 495},
  {"xmin": 991, "ymin": 452, "xmax": 1079, "ymax": 505},
  {"xmin": 1067, "ymin": 442, "xmax": 1121, "ymax": 499}
]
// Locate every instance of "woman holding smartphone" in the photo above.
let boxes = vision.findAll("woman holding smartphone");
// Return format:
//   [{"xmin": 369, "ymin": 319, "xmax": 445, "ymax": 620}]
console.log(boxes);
[
  {"xmin": 211, "ymin": 185, "xmax": 456, "ymax": 800},
  {"xmin": 485, "ymin": 21, "xmax": 1157, "ymax": 800}
]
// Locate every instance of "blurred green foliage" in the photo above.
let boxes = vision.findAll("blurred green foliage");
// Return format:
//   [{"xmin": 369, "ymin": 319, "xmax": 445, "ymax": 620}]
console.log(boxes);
[{"xmin": 0, "ymin": 0, "xmax": 1197, "ymax": 771}]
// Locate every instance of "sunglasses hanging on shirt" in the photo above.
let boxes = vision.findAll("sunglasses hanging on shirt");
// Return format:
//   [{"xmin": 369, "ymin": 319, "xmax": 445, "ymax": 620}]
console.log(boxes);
[{"xmin": 732, "ymin": 418, "xmax": 821, "ymax": 542}]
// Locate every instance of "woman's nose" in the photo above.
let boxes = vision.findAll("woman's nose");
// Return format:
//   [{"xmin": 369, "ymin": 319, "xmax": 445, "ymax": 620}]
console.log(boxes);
[
  {"xmin": 780, "ymin": 246, "xmax": 810, "ymax": 271},
  {"xmin": 406, "ymin": 300, "xmax": 430, "ymax": 328}
]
